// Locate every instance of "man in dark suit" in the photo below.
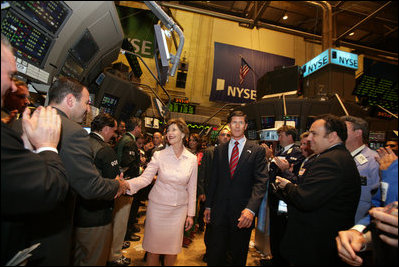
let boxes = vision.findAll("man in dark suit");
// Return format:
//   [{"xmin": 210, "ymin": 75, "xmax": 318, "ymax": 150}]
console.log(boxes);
[
  {"xmin": 25, "ymin": 77, "xmax": 128, "ymax": 265},
  {"xmin": 204, "ymin": 110, "xmax": 268, "ymax": 266},
  {"xmin": 73, "ymin": 113, "xmax": 121, "ymax": 266},
  {"xmin": 276, "ymin": 114, "xmax": 361, "ymax": 265},
  {"xmin": 1, "ymin": 35, "xmax": 69, "ymax": 265},
  {"xmin": 264, "ymin": 125, "xmax": 304, "ymax": 265},
  {"xmin": 198, "ymin": 127, "xmax": 231, "ymax": 262},
  {"xmin": 117, "ymin": 117, "xmax": 143, "ymax": 242}
]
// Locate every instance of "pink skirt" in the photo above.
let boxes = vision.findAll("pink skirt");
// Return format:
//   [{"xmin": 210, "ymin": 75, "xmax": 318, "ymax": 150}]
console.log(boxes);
[{"xmin": 142, "ymin": 200, "xmax": 188, "ymax": 255}]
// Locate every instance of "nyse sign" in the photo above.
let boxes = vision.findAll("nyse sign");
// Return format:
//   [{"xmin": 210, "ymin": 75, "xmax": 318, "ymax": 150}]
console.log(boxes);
[
  {"xmin": 216, "ymin": 78, "xmax": 256, "ymax": 101},
  {"xmin": 302, "ymin": 49, "xmax": 329, "ymax": 78},
  {"xmin": 302, "ymin": 49, "xmax": 358, "ymax": 78},
  {"xmin": 330, "ymin": 49, "xmax": 358, "ymax": 69}
]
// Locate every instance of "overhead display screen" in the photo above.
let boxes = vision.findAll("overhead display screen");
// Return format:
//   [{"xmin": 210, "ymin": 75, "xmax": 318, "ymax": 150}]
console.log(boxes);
[
  {"xmin": 353, "ymin": 74, "xmax": 398, "ymax": 113},
  {"xmin": 10, "ymin": 1, "xmax": 72, "ymax": 37},
  {"xmin": 69, "ymin": 29, "xmax": 99, "ymax": 68},
  {"xmin": 1, "ymin": 9, "xmax": 54, "ymax": 68}
]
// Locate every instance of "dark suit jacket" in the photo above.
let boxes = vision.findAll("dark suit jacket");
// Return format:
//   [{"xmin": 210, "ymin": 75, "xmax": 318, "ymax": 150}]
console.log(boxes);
[
  {"xmin": 198, "ymin": 145, "xmax": 215, "ymax": 196},
  {"xmin": 205, "ymin": 139, "xmax": 268, "ymax": 226},
  {"xmin": 26, "ymin": 108, "xmax": 119, "ymax": 265},
  {"xmin": 1, "ymin": 121, "xmax": 69, "ymax": 265},
  {"xmin": 269, "ymin": 144, "xmax": 304, "ymax": 183},
  {"xmin": 116, "ymin": 132, "xmax": 140, "ymax": 179},
  {"xmin": 280, "ymin": 144, "xmax": 361, "ymax": 265},
  {"xmin": 74, "ymin": 132, "xmax": 121, "ymax": 227}
]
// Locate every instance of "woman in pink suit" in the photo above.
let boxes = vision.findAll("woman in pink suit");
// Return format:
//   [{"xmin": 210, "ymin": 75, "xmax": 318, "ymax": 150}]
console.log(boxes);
[{"xmin": 125, "ymin": 118, "xmax": 197, "ymax": 266}]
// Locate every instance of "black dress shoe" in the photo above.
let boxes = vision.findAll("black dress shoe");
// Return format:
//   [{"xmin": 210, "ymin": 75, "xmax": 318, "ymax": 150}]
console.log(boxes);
[
  {"xmin": 106, "ymin": 255, "xmax": 131, "ymax": 266},
  {"xmin": 125, "ymin": 233, "xmax": 140, "ymax": 242},
  {"xmin": 132, "ymin": 225, "xmax": 140, "ymax": 233},
  {"xmin": 122, "ymin": 241, "xmax": 130, "ymax": 249}
]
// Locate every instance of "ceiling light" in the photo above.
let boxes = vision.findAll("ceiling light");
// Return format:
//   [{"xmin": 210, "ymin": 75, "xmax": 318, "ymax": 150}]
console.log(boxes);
[
  {"xmin": 349, "ymin": 32, "xmax": 354, "ymax": 36},
  {"xmin": 283, "ymin": 15, "xmax": 288, "ymax": 20}
]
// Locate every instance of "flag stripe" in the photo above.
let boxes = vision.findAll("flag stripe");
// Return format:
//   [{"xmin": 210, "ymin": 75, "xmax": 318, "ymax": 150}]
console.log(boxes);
[{"xmin": 239, "ymin": 58, "xmax": 251, "ymax": 85}]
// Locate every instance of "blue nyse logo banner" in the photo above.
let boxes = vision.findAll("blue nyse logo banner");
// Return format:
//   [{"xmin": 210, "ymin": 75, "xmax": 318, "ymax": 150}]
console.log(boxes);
[
  {"xmin": 302, "ymin": 49, "xmax": 329, "ymax": 78},
  {"xmin": 302, "ymin": 48, "xmax": 358, "ymax": 78},
  {"xmin": 330, "ymin": 49, "xmax": 358, "ymax": 69},
  {"xmin": 210, "ymin": 42, "xmax": 295, "ymax": 103}
]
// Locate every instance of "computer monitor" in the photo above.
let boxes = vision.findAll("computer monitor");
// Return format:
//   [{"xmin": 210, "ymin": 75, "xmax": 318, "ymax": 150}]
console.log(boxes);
[
  {"xmin": 69, "ymin": 29, "xmax": 99, "ymax": 68},
  {"xmin": 260, "ymin": 116, "xmax": 275, "ymax": 129},
  {"xmin": 99, "ymin": 93, "xmax": 119, "ymax": 116},
  {"xmin": 1, "ymin": 9, "xmax": 54, "ymax": 68},
  {"xmin": 9, "ymin": 1, "xmax": 72, "ymax": 37}
]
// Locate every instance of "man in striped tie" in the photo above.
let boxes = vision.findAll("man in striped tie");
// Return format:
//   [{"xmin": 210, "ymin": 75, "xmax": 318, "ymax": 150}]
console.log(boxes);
[{"xmin": 204, "ymin": 110, "xmax": 269, "ymax": 266}]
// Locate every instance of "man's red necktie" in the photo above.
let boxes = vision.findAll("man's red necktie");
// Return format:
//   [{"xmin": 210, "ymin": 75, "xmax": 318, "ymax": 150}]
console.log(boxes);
[{"xmin": 229, "ymin": 141, "xmax": 239, "ymax": 178}]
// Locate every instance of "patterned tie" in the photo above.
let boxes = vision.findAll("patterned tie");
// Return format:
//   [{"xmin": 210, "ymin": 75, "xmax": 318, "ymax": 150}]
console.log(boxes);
[{"xmin": 229, "ymin": 141, "xmax": 239, "ymax": 178}]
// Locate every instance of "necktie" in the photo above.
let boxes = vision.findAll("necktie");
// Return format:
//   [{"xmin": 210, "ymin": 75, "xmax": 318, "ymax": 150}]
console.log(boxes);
[{"xmin": 229, "ymin": 141, "xmax": 239, "ymax": 178}]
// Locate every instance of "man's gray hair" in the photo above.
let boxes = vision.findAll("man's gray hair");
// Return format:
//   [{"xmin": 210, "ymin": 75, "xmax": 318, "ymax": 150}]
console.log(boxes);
[{"xmin": 341, "ymin": 115, "xmax": 369, "ymax": 144}]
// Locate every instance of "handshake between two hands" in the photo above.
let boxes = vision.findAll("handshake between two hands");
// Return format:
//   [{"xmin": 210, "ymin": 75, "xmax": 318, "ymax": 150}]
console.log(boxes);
[{"xmin": 115, "ymin": 173, "xmax": 130, "ymax": 198}]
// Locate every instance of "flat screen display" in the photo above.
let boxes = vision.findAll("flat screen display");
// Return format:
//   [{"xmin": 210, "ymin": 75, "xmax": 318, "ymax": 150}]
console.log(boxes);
[
  {"xmin": 69, "ymin": 29, "xmax": 99, "ymax": 68},
  {"xmin": 99, "ymin": 93, "xmax": 119, "ymax": 116},
  {"xmin": 260, "ymin": 116, "xmax": 275, "ymax": 129},
  {"xmin": 122, "ymin": 38, "xmax": 143, "ymax": 78},
  {"xmin": 1, "ymin": 9, "xmax": 54, "ymax": 68},
  {"xmin": 59, "ymin": 53, "xmax": 84, "ymax": 80},
  {"xmin": 10, "ymin": 1, "xmax": 72, "ymax": 37}
]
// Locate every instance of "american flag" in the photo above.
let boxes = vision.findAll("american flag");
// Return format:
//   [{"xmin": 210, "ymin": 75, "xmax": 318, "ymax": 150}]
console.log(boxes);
[{"xmin": 239, "ymin": 57, "xmax": 251, "ymax": 85}]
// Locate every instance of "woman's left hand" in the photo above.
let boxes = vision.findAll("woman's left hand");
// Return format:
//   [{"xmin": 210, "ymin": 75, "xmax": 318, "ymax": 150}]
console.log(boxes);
[{"xmin": 185, "ymin": 216, "xmax": 194, "ymax": 231}]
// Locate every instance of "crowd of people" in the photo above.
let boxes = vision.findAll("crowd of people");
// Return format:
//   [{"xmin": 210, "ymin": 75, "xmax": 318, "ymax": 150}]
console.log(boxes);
[{"xmin": 2, "ymin": 33, "xmax": 398, "ymax": 267}]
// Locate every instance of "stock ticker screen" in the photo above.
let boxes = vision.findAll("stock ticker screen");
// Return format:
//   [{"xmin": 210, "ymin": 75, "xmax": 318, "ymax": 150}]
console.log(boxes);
[
  {"xmin": 100, "ymin": 93, "xmax": 120, "ymax": 116},
  {"xmin": 10, "ymin": 1, "xmax": 72, "ymax": 37},
  {"xmin": 353, "ymin": 74, "xmax": 398, "ymax": 113},
  {"xmin": 1, "ymin": 9, "xmax": 54, "ymax": 68}
]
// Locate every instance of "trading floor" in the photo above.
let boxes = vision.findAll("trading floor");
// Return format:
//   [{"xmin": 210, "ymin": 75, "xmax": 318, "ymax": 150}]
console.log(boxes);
[{"xmin": 124, "ymin": 203, "xmax": 262, "ymax": 266}]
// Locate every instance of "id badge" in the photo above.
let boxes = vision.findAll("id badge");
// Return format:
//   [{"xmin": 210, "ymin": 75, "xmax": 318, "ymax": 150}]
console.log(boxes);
[
  {"xmin": 277, "ymin": 200, "xmax": 288, "ymax": 214},
  {"xmin": 360, "ymin": 176, "xmax": 367, "ymax": 186}
]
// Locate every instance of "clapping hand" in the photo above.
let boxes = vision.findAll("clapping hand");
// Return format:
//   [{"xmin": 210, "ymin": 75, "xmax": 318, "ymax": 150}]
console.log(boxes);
[
  {"xmin": 275, "ymin": 157, "xmax": 293, "ymax": 172},
  {"xmin": 260, "ymin": 143, "xmax": 273, "ymax": 159},
  {"xmin": 375, "ymin": 147, "xmax": 398, "ymax": 171},
  {"xmin": 369, "ymin": 201, "xmax": 398, "ymax": 247},
  {"xmin": 275, "ymin": 176, "xmax": 291, "ymax": 189},
  {"xmin": 22, "ymin": 106, "xmax": 61, "ymax": 150},
  {"xmin": 336, "ymin": 229, "xmax": 366, "ymax": 266}
]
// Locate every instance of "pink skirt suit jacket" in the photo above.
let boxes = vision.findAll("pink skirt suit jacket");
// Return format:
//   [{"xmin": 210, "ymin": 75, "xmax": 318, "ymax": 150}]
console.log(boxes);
[{"xmin": 126, "ymin": 145, "xmax": 198, "ymax": 254}]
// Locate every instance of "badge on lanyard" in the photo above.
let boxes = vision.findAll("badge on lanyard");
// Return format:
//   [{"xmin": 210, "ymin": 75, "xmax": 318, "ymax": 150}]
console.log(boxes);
[
  {"xmin": 380, "ymin": 182, "xmax": 389, "ymax": 202},
  {"xmin": 287, "ymin": 148, "xmax": 293, "ymax": 154},
  {"xmin": 355, "ymin": 154, "xmax": 368, "ymax": 165}
]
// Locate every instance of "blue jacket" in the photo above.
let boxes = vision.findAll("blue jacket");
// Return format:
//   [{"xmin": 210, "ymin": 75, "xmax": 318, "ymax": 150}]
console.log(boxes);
[
  {"xmin": 353, "ymin": 146, "xmax": 380, "ymax": 223},
  {"xmin": 357, "ymin": 159, "xmax": 398, "ymax": 226}
]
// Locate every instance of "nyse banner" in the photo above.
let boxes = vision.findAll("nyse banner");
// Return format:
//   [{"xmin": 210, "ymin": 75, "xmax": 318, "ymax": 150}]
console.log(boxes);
[
  {"xmin": 116, "ymin": 5, "xmax": 158, "ymax": 58},
  {"xmin": 210, "ymin": 42, "xmax": 295, "ymax": 103}
]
